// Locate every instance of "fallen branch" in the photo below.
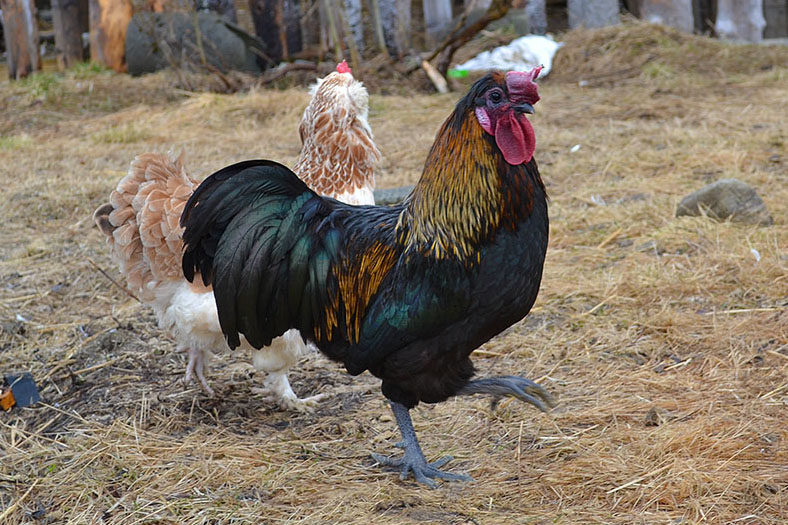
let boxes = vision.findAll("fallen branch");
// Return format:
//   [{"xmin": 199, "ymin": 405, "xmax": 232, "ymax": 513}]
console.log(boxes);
[
  {"xmin": 406, "ymin": 0, "xmax": 511, "ymax": 77},
  {"xmin": 434, "ymin": 0, "xmax": 511, "ymax": 76},
  {"xmin": 257, "ymin": 62, "xmax": 318, "ymax": 86},
  {"xmin": 421, "ymin": 60, "xmax": 448, "ymax": 93},
  {"xmin": 88, "ymin": 258, "xmax": 140, "ymax": 303}
]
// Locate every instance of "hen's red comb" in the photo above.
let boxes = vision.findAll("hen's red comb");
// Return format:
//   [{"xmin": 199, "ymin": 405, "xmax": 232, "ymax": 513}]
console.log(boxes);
[{"xmin": 336, "ymin": 60, "xmax": 352, "ymax": 74}]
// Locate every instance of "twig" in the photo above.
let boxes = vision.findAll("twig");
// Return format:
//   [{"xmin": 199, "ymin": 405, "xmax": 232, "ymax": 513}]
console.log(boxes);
[
  {"xmin": 87, "ymin": 257, "xmax": 140, "ymax": 303},
  {"xmin": 596, "ymin": 227, "xmax": 623, "ymax": 249},
  {"xmin": 325, "ymin": 0, "xmax": 344, "ymax": 61},
  {"xmin": 606, "ymin": 463, "xmax": 672, "ymax": 494},
  {"xmin": 257, "ymin": 62, "xmax": 318, "ymax": 86},
  {"xmin": 369, "ymin": 0, "xmax": 390, "ymax": 58},
  {"xmin": 407, "ymin": 0, "xmax": 510, "ymax": 76},
  {"xmin": 0, "ymin": 480, "xmax": 39, "ymax": 520},
  {"xmin": 702, "ymin": 307, "xmax": 786, "ymax": 315},
  {"xmin": 337, "ymin": 4, "xmax": 361, "ymax": 76}
]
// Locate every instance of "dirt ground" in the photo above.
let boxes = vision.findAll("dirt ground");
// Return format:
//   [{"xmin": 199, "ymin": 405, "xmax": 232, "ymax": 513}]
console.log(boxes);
[{"xmin": 1, "ymin": 24, "xmax": 787, "ymax": 524}]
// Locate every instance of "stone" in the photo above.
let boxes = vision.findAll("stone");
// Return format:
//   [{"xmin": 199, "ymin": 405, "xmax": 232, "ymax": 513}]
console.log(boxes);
[
  {"xmin": 676, "ymin": 178, "xmax": 773, "ymax": 226},
  {"xmin": 373, "ymin": 186, "xmax": 413, "ymax": 206},
  {"xmin": 125, "ymin": 11, "xmax": 261, "ymax": 76}
]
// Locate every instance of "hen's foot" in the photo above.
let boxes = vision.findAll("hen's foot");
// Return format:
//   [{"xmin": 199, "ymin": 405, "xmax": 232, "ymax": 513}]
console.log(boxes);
[
  {"xmin": 373, "ymin": 401, "xmax": 473, "ymax": 488},
  {"xmin": 458, "ymin": 375, "xmax": 554, "ymax": 412},
  {"xmin": 183, "ymin": 347, "xmax": 214, "ymax": 396},
  {"xmin": 258, "ymin": 371, "xmax": 326, "ymax": 413},
  {"xmin": 277, "ymin": 392, "xmax": 328, "ymax": 413}
]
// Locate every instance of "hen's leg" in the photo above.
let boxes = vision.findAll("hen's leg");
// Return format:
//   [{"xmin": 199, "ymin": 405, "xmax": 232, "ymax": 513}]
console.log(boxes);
[
  {"xmin": 184, "ymin": 347, "xmax": 215, "ymax": 396},
  {"xmin": 252, "ymin": 330, "xmax": 325, "ymax": 412},
  {"xmin": 371, "ymin": 401, "xmax": 473, "ymax": 488},
  {"xmin": 458, "ymin": 375, "xmax": 554, "ymax": 412},
  {"xmin": 262, "ymin": 370, "xmax": 326, "ymax": 413}
]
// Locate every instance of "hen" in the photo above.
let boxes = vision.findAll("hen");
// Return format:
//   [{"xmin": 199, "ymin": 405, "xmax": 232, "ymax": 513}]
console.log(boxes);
[
  {"xmin": 181, "ymin": 67, "xmax": 553, "ymax": 486},
  {"xmin": 93, "ymin": 61, "xmax": 380, "ymax": 411}
]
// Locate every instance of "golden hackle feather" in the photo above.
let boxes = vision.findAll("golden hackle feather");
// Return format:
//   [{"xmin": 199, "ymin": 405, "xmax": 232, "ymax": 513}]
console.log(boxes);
[{"xmin": 397, "ymin": 112, "xmax": 502, "ymax": 262}]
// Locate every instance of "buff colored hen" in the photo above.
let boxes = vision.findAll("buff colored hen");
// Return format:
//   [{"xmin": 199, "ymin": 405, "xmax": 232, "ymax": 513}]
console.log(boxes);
[{"xmin": 93, "ymin": 62, "xmax": 380, "ymax": 411}]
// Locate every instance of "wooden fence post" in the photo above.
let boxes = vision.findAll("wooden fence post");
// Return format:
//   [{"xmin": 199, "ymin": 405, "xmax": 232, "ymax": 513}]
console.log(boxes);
[
  {"xmin": 52, "ymin": 0, "xmax": 86, "ymax": 69},
  {"xmin": 88, "ymin": 0, "xmax": 132, "ymax": 72},
  {"xmin": 0, "ymin": 0, "xmax": 42, "ymax": 79}
]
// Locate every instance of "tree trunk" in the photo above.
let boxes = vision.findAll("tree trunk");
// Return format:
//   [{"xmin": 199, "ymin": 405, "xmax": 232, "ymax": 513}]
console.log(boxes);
[
  {"xmin": 715, "ymin": 0, "xmax": 766, "ymax": 42},
  {"xmin": 249, "ymin": 0, "xmax": 302, "ymax": 65},
  {"xmin": 422, "ymin": 0, "xmax": 452, "ymax": 46},
  {"xmin": 525, "ymin": 0, "xmax": 547, "ymax": 34},
  {"xmin": 377, "ymin": 0, "xmax": 410, "ymax": 57},
  {"xmin": 89, "ymin": 0, "xmax": 132, "ymax": 72},
  {"xmin": 638, "ymin": 0, "xmax": 694, "ymax": 33},
  {"xmin": 52, "ymin": 0, "xmax": 86, "ymax": 69},
  {"xmin": 567, "ymin": 0, "xmax": 619, "ymax": 29},
  {"xmin": 0, "ymin": 0, "xmax": 41, "ymax": 79},
  {"xmin": 343, "ymin": 0, "xmax": 363, "ymax": 54},
  {"xmin": 299, "ymin": 0, "xmax": 322, "ymax": 50}
]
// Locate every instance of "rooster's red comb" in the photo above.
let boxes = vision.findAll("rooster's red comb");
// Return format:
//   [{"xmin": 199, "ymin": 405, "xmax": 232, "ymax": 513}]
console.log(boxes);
[
  {"xmin": 505, "ymin": 66, "xmax": 542, "ymax": 104},
  {"xmin": 336, "ymin": 60, "xmax": 352, "ymax": 74}
]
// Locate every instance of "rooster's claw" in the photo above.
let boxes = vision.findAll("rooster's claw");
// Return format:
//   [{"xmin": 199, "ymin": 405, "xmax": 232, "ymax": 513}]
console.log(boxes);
[
  {"xmin": 458, "ymin": 375, "xmax": 555, "ymax": 412},
  {"xmin": 371, "ymin": 453, "xmax": 472, "ymax": 489}
]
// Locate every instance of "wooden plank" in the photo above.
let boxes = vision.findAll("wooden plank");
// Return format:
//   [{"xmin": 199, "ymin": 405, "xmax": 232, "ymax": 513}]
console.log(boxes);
[
  {"xmin": 0, "ymin": 0, "xmax": 42, "ymax": 79},
  {"xmin": 88, "ymin": 0, "xmax": 132, "ymax": 72}
]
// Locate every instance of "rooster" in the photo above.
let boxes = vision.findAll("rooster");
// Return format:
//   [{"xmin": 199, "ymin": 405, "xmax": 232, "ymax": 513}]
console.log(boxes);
[
  {"xmin": 93, "ymin": 61, "xmax": 380, "ymax": 411},
  {"xmin": 181, "ymin": 67, "xmax": 553, "ymax": 486}
]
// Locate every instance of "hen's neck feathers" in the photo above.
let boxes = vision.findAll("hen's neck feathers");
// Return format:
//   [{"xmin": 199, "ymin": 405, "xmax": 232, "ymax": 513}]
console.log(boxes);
[
  {"xmin": 398, "ymin": 107, "xmax": 538, "ymax": 261},
  {"xmin": 294, "ymin": 86, "xmax": 380, "ymax": 205}
]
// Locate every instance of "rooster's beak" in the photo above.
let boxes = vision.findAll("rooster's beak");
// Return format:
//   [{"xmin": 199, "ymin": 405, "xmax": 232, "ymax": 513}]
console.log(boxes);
[{"xmin": 513, "ymin": 103, "xmax": 535, "ymax": 114}]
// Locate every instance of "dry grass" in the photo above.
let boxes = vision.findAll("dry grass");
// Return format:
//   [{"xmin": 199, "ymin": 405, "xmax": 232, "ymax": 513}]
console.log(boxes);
[{"xmin": 1, "ymin": 24, "xmax": 787, "ymax": 524}]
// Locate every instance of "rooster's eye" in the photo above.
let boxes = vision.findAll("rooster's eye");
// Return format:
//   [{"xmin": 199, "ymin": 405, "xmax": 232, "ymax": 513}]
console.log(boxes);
[{"xmin": 489, "ymin": 90, "xmax": 503, "ymax": 103}]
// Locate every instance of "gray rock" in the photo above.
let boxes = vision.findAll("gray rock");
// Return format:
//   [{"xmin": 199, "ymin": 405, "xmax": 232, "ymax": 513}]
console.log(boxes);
[
  {"xmin": 126, "ymin": 12, "xmax": 262, "ymax": 77},
  {"xmin": 676, "ymin": 178, "xmax": 773, "ymax": 225},
  {"xmin": 373, "ymin": 186, "xmax": 413, "ymax": 206}
]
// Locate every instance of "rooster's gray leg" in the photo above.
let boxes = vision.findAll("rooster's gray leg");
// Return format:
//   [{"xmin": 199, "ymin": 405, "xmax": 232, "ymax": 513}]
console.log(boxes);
[
  {"xmin": 371, "ymin": 401, "xmax": 473, "ymax": 488},
  {"xmin": 458, "ymin": 375, "xmax": 554, "ymax": 412}
]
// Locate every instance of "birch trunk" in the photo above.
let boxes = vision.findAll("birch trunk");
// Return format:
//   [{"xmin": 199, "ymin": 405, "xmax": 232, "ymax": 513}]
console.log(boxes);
[
  {"xmin": 0, "ymin": 0, "xmax": 41, "ymax": 79},
  {"xmin": 376, "ymin": 0, "xmax": 410, "ymax": 57},
  {"xmin": 716, "ymin": 0, "xmax": 766, "ymax": 42},
  {"xmin": 567, "ymin": 0, "xmax": 619, "ymax": 29},
  {"xmin": 422, "ymin": 0, "xmax": 452, "ymax": 47}
]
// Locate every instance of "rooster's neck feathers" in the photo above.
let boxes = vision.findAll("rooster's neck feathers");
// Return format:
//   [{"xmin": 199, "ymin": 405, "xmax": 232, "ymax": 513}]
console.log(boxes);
[{"xmin": 397, "ymin": 109, "xmax": 504, "ymax": 262}]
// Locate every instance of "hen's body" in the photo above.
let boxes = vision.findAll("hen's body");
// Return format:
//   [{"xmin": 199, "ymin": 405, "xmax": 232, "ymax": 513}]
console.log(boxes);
[
  {"xmin": 94, "ymin": 65, "xmax": 379, "ymax": 410},
  {"xmin": 181, "ymin": 70, "xmax": 553, "ymax": 485}
]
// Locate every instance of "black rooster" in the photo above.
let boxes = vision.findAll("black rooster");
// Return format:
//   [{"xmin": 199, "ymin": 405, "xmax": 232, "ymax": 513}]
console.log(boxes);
[{"xmin": 181, "ymin": 67, "xmax": 554, "ymax": 487}]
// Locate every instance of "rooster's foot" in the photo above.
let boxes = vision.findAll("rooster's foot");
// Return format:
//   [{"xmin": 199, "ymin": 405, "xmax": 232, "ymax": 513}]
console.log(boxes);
[
  {"xmin": 373, "ymin": 401, "xmax": 472, "ymax": 488},
  {"xmin": 183, "ymin": 347, "xmax": 215, "ymax": 396},
  {"xmin": 371, "ymin": 452, "xmax": 470, "ymax": 489},
  {"xmin": 458, "ymin": 375, "xmax": 554, "ymax": 412}
]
